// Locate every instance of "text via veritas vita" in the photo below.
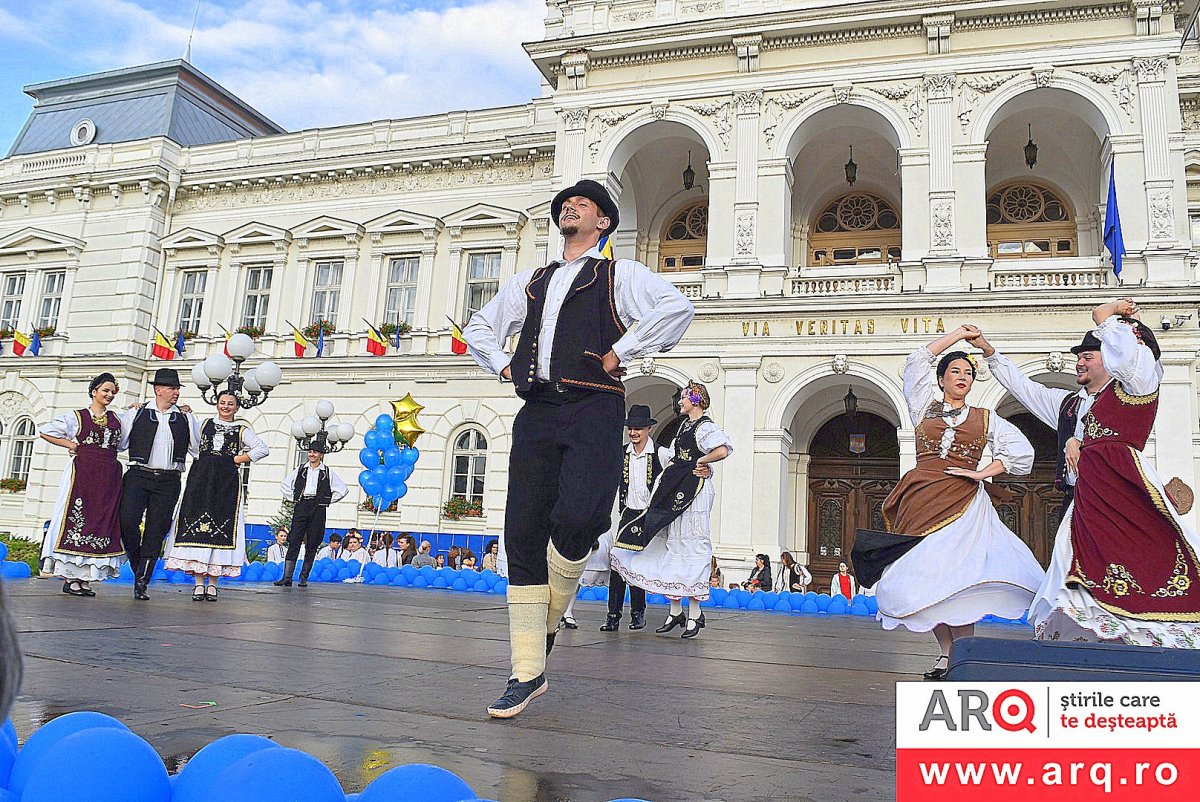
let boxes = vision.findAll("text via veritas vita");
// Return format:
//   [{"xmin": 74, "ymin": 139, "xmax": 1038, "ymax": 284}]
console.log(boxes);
[{"xmin": 895, "ymin": 682, "xmax": 1200, "ymax": 800}]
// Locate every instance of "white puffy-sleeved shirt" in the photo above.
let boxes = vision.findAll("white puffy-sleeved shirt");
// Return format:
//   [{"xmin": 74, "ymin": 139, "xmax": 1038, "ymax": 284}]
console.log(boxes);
[
  {"xmin": 279, "ymin": 464, "xmax": 349, "ymax": 503},
  {"xmin": 118, "ymin": 403, "xmax": 201, "ymax": 470},
  {"xmin": 462, "ymin": 244, "xmax": 694, "ymax": 381},
  {"xmin": 903, "ymin": 348, "xmax": 1034, "ymax": 476}
]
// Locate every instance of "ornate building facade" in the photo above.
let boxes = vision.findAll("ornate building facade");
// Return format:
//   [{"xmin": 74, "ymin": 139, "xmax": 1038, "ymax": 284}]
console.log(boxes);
[{"xmin": 2, "ymin": 1, "xmax": 1200, "ymax": 585}]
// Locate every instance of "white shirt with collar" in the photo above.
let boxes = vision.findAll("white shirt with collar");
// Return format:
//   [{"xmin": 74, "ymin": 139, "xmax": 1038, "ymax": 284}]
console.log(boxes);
[
  {"xmin": 462, "ymin": 244, "xmax": 694, "ymax": 381},
  {"xmin": 624, "ymin": 437, "xmax": 656, "ymax": 511},
  {"xmin": 119, "ymin": 403, "xmax": 200, "ymax": 471},
  {"xmin": 279, "ymin": 463, "xmax": 350, "ymax": 502}
]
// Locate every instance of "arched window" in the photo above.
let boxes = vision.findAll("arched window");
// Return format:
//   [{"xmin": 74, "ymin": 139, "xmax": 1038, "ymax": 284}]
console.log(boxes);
[
  {"xmin": 809, "ymin": 193, "xmax": 901, "ymax": 266},
  {"xmin": 659, "ymin": 201, "xmax": 708, "ymax": 272},
  {"xmin": 987, "ymin": 182, "xmax": 1076, "ymax": 258},
  {"xmin": 8, "ymin": 418, "xmax": 35, "ymax": 485},
  {"xmin": 450, "ymin": 428, "xmax": 488, "ymax": 505}
]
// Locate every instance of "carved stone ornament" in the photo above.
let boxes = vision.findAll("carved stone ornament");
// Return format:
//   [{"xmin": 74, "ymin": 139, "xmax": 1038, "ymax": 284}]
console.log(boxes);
[
  {"xmin": 865, "ymin": 83, "xmax": 923, "ymax": 132},
  {"xmin": 639, "ymin": 356, "xmax": 657, "ymax": 376},
  {"xmin": 762, "ymin": 362, "xmax": 785, "ymax": 383},
  {"xmin": 1046, "ymin": 351, "xmax": 1065, "ymax": 373},
  {"xmin": 683, "ymin": 101, "xmax": 732, "ymax": 149},
  {"xmin": 930, "ymin": 199, "xmax": 954, "ymax": 249},
  {"xmin": 1134, "ymin": 57, "xmax": 1168, "ymax": 83},
  {"xmin": 560, "ymin": 107, "xmax": 589, "ymax": 131},
  {"xmin": 0, "ymin": 391, "xmax": 27, "ymax": 422},
  {"xmin": 1149, "ymin": 190, "xmax": 1174, "ymax": 240},
  {"xmin": 923, "ymin": 74, "xmax": 956, "ymax": 101},
  {"xmin": 588, "ymin": 108, "xmax": 639, "ymax": 162},
  {"xmin": 831, "ymin": 354, "xmax": 849, "ymax": 375},
  {"xmin": 698, "ymin": 362, "xmax": 720, "ymax": 383},
  {"xmin": 733, "ymin": 90, "xmax": 762, "ymax": 115},
  {"xmin": 833, "ymin": 83, "xmax": 853, "ymax": 104},
  {"xmin": 956, "ymin": 73, "xmax": 1015, "ymax": 133},
  {"xmin": 1074, "ymin": 66, "xmax": 1135, "ymax": 121},
  {"xmin": 1032, "ymin": 67, "xmax": 1054, "ymax": 88},
  {"xmin": 735, "ymin": 209, "xmax": 756, "ymax": 256},
  {"xmin": 972, "ymin": 360, "xmax": 992, "ymax": 383}
]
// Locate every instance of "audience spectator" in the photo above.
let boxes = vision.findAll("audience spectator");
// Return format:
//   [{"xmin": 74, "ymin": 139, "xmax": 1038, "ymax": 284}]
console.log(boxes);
[
  {"xmin": 342, "ymin": 532, "xmax": 368, "ymax": 566},
  {"xmin": 777, "ymin": 551, "xmax": 812, "ymax": 593},
  {"xmin": 744, "ymin": 553, "xmax": 772, "ymax": 591},
  {"xmin": 447, "ymin": 545, "xmax": 463, "ymax": 569},
  {"xmin": 397, "ymin": 534, "xmax": 417, "ymax": 565},
  {"xmin": 830, "ymin": 561, "xmax": 858, "ymax": 599},
  {"xmin": 371, "ymin": 533, "xmax": 399, "ymax": 567},
  {"xmin": 265, "ymin": 529, "xmax": 293, "ymax": 563},
  {"xmin": 411, "ymin": 540, "xmax": 437, "ymax": 568},
  {"xmin": 482, "ymin": 539, "xmax": 499, "ymax": 572},
  {"xmin": 727, "ymin": 582, "xmax": 739, "ymax": 591},
  {"xmin": 461, "ymin": 554, "xmax": 478, "ymax": 570},
  {"xmin": 314, "ymin": 533, "xmax": 344, "ymax": 561},
  {"xmin": 709, "ymin": 556, "xmax": 723, "ymax": 588},
  {"xmin": 434, "ymin": 554, "xmax": 446, "ymax": 568}
]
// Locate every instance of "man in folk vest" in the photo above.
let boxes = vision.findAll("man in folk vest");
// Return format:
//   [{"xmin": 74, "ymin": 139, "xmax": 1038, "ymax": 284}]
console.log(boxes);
[
  {"xmin": 118, "ymin": 368, "xmax": 200, "ymax": 600},
  {"xmin": 275, "ymin": 436, "xmax": 349, "ymax": 588},
  {"xmin": 463, "ymin": 179, "xmax": 694, "ymax": 718}
]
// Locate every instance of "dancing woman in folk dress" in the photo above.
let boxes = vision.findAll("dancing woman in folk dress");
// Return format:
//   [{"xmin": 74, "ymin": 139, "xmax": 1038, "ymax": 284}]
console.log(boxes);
[
  {"xmin": 164, "ymin": 391, "xmax": 269, "ymax": 600},
  {"xmin": 39, "ymin": 373, "xmax": 127, "ymax": 596},
  {"xmin": 853, "ymin": 326, "xmax": 1045, "ymax": 679}
]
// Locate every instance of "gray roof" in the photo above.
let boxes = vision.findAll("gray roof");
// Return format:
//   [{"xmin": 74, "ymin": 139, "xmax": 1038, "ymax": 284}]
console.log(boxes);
[{"xmin": 8, "ymin": 60, "xmax": 284, "ymax": 157}]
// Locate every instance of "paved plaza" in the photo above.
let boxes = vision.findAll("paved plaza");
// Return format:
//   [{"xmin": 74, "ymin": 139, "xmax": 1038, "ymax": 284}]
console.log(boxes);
[{"xmin": 5, "ymin": 577, "xmax": 1027, "ymax": 801}]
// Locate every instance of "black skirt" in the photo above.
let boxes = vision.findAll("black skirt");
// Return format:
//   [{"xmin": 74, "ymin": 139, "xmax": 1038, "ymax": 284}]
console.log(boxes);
[
  {"xmin": 850, "ymin": 529, "xmax": 923, "ymax": 589},
  {"xmin": 174, "ymin": 454, "xmax": 240, "ymax": 549},
  {"xmin": 615, "ymin": 460, "xmax": 703, "ymax": 551}
]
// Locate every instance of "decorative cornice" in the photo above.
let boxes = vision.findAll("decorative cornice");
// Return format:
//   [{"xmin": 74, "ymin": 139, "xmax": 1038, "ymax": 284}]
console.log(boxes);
[
  {"xmin": 952, "ymin": 3, "xmax": 1132, "ymax": 32},
  {"xmin": 762, "ymin": 22, "xmax": 922, "ymax": 50}
]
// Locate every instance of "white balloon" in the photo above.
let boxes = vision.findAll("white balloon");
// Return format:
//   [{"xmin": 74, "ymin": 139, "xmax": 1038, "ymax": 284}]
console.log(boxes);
[
  {"xmin": 255, "ymin": 361, "xmax": 282, "ymax": 389},
  {"xmin": 191, "ymin": 363, "xmax": 212, "ymax": 389},
  {"xmin": 336, "ymin": 422, "xmax": 355, "ymax": 443},
  {"xmin": 290, "ymin": 421, "xmax": 307, "ymax": 439},
  {"xmin": 202, "ymin": 353, "xmax": 234, "ymax": 382},
  {"xmin": 301, "ymin": 415, "xmax": 322, "ymax": 436},
  {"xmin": 315, "ymin": 399, "xmax": 335, "ymax": 420},
  {"xmin": 242, "ymin": 369, "xmax": 262, "ymax": 394},
  {"xmin": 226, "ymin": 333, "xmax": 255, "ymax": 361}
]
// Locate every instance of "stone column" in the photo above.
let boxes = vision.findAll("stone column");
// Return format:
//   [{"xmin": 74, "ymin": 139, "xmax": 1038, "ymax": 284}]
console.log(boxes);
[
  {"xmin": 1156, "ymin": 355, "xmax": 1199, "ymax": 530},
  {"xmin": 922, "ymin": 73, "xmax": 964, "ymax": 289},
  {"xmin": 1134, "ymin": 56, "xmax": 1190, "ymax": 283},
  {"xmin": 727, "ymin": 90, "xmax": 765, "ymax": 297},
  {"xmin": 757, "ymin": 157, "xmax": 794, "ymax": 286},
  {"xmin": 898, "ymin": 429, "xmax": 916, "ymax": 474},
  {"xmin": 898, "ymin": 147, "xmax": 929, "ymax": 291},
  {"xmin": 793, "ymin": 453, "xmax": 811, "ymax": 562},
  {"xmin": 556, "ymin": 108, "xmax": 589, "ymax": 187},
  {"xmin": 714, "ymin": 358, "xmax": 760, "ymax": 561},
  {"xmin": 410, "ymin": 244, "xmax": 437, "ymax": 354},
  {"xmin": 752, "ymin": 428, "xmax": 793, "ymax": 555}
]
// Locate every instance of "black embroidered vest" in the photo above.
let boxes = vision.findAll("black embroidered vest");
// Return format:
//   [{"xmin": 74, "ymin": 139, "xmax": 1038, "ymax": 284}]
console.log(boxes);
[
  {"xmin": 1054, "ymin": 394, "xmax": 1082, "ymax": 492},
  {"xmin": 293, "ymin": 466, "xmax": 333, "ymax": 505},
  {"xmin": 510, "ymin": 258, "xmax": 626, "ymax": 396},
  {"xmin": 200, "ymin": 420, "xmax": 242, "ymax": 457},
  {"xmin": 671, "ymin": 415, "xmax": 713, "ymax": 464},
  {"xmin": 128, "ymin": 407, "xmax": 190, "ymax": 465},
  {"xmin": 619, "ymin": 445, "xmax": 662, "ymax": 510}
]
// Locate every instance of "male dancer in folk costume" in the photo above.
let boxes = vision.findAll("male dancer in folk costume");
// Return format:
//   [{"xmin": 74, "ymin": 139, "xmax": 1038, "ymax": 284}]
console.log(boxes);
[
  {"xmin": 972, "ymin": 299, "xmax": 1200, "ymax": 647},
  {"xmin": 118, "ymin": 368, "xmax": 200, "ymax": 600},
  {"xmin": 463, "ymin": 179, "xmax": 693, "ymax": 718},
  {"xmin": 571, "ymin": 404, "xmax": 661, "ymax": 632},
  {"xmin": 275, "ymin": 437, "xmax": 349, "ymax": 587}
]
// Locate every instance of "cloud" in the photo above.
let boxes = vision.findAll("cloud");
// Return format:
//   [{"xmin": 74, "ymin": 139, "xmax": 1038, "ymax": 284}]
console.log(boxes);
[{"xmin": 2, "ymin": 0, "xmax": 547, "ymax": 137}]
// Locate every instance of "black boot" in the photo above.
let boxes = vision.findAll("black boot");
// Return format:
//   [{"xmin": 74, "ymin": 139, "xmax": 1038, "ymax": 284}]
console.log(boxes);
[
  {"xmin": 297, "ymin": 555, "xmax": 316, "ymax": 587},
  {"xmin": 599, "ymin": 612, "xmax": 621, "ymax": 632},
  {"xmin": 274, "ymin": 560, "xmax": 295, "ymax": 587},
  {"xmin": 133, "ymin": 559, "xmax": 153, "ymax": 600},
  {"xmin": 629, "ymin": 609, "xmax": 646, "ymax": 630}
]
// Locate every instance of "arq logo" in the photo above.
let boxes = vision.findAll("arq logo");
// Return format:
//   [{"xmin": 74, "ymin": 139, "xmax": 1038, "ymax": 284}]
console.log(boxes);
[{"xmin": 919, "ymin": 688, "xmax": 1037, "ymax": 733}]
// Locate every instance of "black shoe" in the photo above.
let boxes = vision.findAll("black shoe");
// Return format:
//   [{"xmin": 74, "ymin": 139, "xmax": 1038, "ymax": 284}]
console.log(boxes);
[
  {"xmin": 274, "ymin": 560, "xmax": 295, "ymax": 587},
  {"xmin": 133, "ymin": 581, "xmax": 150, "ymax": 601},
  {"xmin": 78, "ymin": 583, "xmax": 96, "ymax": 597},
  {"xmin": 546, "ymin": 631, "xmax": 557, "ymax": 656},
  {"xmin": 681, "ymin": 619, "xmax": 701, "ymax": 639},
  {"xmin": 191, "ymin": 586, "xmax": 206, "ymax": 602},
  {"xmin": 656, "ymin": 613, "xmax": 686, "ymax": 633},
  {"xmin": 487, "ymin": 674, "xmax": 548, "ymax": 719},
  {"xmin": 923, "ymin": 657, "xmax": 950, "ymax": 681},
  {"xmin": 629, "ymin": 610, "xmax": 645, "ymax": 630},
  {"xmin": 297, "ymin": 578, "xmax": 307, "ymax": 587},
  {"xmin": 561, "ymin": 615, "xmax": 578, "ymax": 630},
  {"xmin": 697, "ymin": 612, "xmax": 706, "ymax": 629},
  {"xmin": 599, "ymin": 613, "xmax": 621, "ymax": 632},
  {"xmin": 62, "ymin": 580, "xmax": 87, "ymax": 597}
]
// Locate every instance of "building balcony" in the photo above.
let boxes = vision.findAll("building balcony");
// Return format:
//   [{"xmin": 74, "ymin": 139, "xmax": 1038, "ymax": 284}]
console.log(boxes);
[
  {"xmin": 988, "ymin": 257, "xmax": 1111, "ymax": 291},
  {"xmin": 789, "ymin": 264, "xmax": 899, "ymax": 297}
]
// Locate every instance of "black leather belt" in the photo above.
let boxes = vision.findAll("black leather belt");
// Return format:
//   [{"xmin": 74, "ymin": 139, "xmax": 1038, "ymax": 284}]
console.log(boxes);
[{"xmin": 132, "ymin": 465, "xmax": 180, "ymax": 476}]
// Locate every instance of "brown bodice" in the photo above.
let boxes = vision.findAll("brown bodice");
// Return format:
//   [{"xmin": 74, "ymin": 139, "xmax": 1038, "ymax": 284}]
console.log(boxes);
[{"xmin": 914, "ymin": 405, "xmax": 990, "ymax": 470}]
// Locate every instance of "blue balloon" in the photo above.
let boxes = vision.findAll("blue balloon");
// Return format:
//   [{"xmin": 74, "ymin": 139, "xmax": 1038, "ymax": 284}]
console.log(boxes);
[
  {"xmin": 385, "ymin": 466, "xmax": 406, "ymax": 484},
  {"xmin": 20, "ymin": 727, "xmax": 169, "ymax": 802},
  {"xmin": 1, "ymin": 717, "xmax": 16, "ymax": 752},
  {"xmin": 722, "ymin": 595, "xmax": 740, "ymax": 609},
  {"xmin": 397, "ymin": 463, "xmax": 414, "ymax": 481},
  {"xmin": 828, "ymin": 596, "xmax": 849, "ymax": 615},
  {"xmin": 773, "ymin": 599, "xmax": 792, "ymax": 613},
  {"xmin": 358, "ymin": 448, "xmax": 378, "ymax": 469},
  {"xmin": 0, "ymin": 737, "xmax": 15, "ymax": 791},
  {"xmin": 372, "ymin": 494, "xmax": 386, "ymax": 510},
  {"xmin": 171, "ymin": 735, "xmax": 277, "ymax": 802},
  {"xmin": 850, "ymin": 602, "xmax": 870, "ymax": 616},
  {"xmin": 0, "ymin": 562, "xmax": 29, "ymax": 579},
  {"xmin": 747, "ymin": 594, "xmax": 766, "ymax": 610},
  {"xmin": 360, "ymin": 473, "xmax": 382, "ymax": 496},
  {"xmin": 383, "ymin": 483, "xmax": 402, "ymax": 502},
  {"xmin": 363, "ymin": 430, "xmax": 382, "ymax": 450},
  {"xmin": 9, "ymin": 712, "xmax": 129, "ymax": 797},
  {"xmin": 382, "ymin": 447, "xmax": 402, "ymax": 468},
  {"xmin": 359, "ymin": 764, "xmax": 474, "ymax": 802},
  {"xmin": 375, "ymin": 414, "xmax": 395, "ymax": 432},
  {"xmin": 394, "ymin": 482, "xmax": 408, "ymax": 500},
  {"xmin": 800, "ymin": 600, "xmax": 820, "ymax": 613},
  {"xmin": 400, "ymin": 447, "xmax": 419, "ymax": 465},
  {"xmin": 210, "ymin": 747, "xmax": 344, "ymax": 802},
  {"xmin": 0, "ymin": 542, "xmax": 7, "ymax": 560}
]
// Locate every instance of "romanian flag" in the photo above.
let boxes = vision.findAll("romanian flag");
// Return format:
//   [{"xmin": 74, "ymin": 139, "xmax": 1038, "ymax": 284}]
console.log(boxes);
[
  {"xmin": 365, "ymin": 322, "xmax": 387, "ymax": 356},
  {"xmin": 151, "ymin": 330, "xmax": 175, "ymax": 360},
  {"xmin": 11, "ymin": 331, "xmax": 32, "ymax": 356},
  {"xmin": 598, "ymin": 234, "xmax": 614, "ymax": 260},
  {"xmin": 293, "ymin": 327, "xmax": 309, "ymax": 358},
  {"xmin": 446, "ymin": 316, "xmax": 467, "ymax": 355}
]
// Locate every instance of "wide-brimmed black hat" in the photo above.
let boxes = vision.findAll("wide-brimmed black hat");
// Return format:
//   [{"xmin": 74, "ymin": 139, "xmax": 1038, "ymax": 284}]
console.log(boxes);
[
  {"xmin": 1069, "ymin": 331, "xmax": 1101, "ymax": 355},
  {"xmin": 551, "ymin": 179, "xmax": 619, "ymax": 236},
  {"xmin": 150, "ymin": 368, "xmax": 182, "ymax": 387},
  {"xmin": 303, "ymin": 431, "xmax": 330, "ymax": 454},
  {"xmin": 624, "ymin": 404, "xmax": 657, "ymax": 429}
]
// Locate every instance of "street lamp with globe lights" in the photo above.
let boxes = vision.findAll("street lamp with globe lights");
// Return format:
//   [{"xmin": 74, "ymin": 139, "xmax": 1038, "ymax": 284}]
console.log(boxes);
[
  {"xmin": 291, "ymin": 399, "xmax": 355, "ymax": 454},
  {"xmin": 191, "ymin": 332, "xmax": 283, "ymax": 408}
]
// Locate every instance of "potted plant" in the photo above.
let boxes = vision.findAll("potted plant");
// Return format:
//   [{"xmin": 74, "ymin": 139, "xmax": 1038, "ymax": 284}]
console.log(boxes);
[
  {"xmin": 33, "ymin": 325, "xmax": 56, "ymax": 338},
  {"xmin": 378, "ymin": 322, "xmax": 412, "ymax": 340},
  {"xmin": 442, "ymin": 496, "xmax": 483, "ymax": 521},
  {"xmin": 360, "ymin": 497, "xmax": 398, "ymax": 513},
  {"xmin": 236, "ymin": 324, "xmax": 265, "ymax": 339},
  {"xmin": 0, "ymin": 328, "xmax": 13, "ymax": 340},
  {"xmin": 0, "ymin": 478, "xmax": 27, "ymax": 493},
  {"xmin": 303, "ymin": 320, "xmax": 336, "ymax": 340},
  {"xmin": 179, "ymin": 330, "xmax": 198, "ymax": 341}
]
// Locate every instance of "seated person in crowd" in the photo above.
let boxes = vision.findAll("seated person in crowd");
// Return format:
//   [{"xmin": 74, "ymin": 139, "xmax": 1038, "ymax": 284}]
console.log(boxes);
[
  {"xmin": 411, "ymin": 540, "xmax": 437, "ymax": 568},
  {"xmin": 461, "ymin": 554, "xmax": 478, "ymax": 570},
  {"xmin": 777, "ymin": 551, "xmax": 812, "ymax": 593},
  {"xmin": 341, "ymin": 532, "xmax": 368, "ymax": 565},
  {"xmin": 314, "ymin": 533, "xmax": 344, "ymax": 561},
  {"xmin": 709, "ymin": 557, "xmax": 723, "ymax": 588},
  {"xmin": 265, "ymin": 529, "xmax": 293, "ymax": 563},
  {"xmin": 434, "ymin": 554, "xmax": 446, "ymax": 568},
  {"xmin": 830, "ymin": 561, "xmax": 858, "ymax": 599},
  {"xmin": 396, "ymin": 534, "xmax": 417, "ymax": 565},
  {"xmin": 743, "ymin": 554, "xmax": 773, "ymax": 591},
  {"xmin": 447, "ymin": 545, "xmax": 463, "ymax": 569},
  {"xmin": 371, "ymin": 533, "xmax": 399, "ymax": 567},
  {"xmin": 482, "ymin": 539, "xmax": 499, "ymax": 572}
]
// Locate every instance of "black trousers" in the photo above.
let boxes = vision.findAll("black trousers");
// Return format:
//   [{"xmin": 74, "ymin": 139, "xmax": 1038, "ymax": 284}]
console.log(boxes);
[
  {"xmin": 286, "ymin": 498, "xmax": 327, "ymax": 560},
  {"xmin": 505, "ymin": 387, "xmax": 624, "ymax": 586},
  {"xmin": 607, "ymin": 569, "xmax": 646, "ymax": 616},
  {"xmin": 119, "ymin": 467, "xmax": 182, "ymax": 569}
]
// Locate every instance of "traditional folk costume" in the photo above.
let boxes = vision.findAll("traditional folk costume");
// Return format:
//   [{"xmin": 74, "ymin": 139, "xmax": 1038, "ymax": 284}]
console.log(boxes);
[
  {"xmin": 372, "ymin": 548, "xmax": 400, "ymax": 568},
  {"xmin": 854, "ymin": 348, "xmax": 1045, "ymax": 633},
  {"xmin": 463, "ymin": 179, "xmax": 693, "ymax": 717},
  {"xmin": 39, "ymin": 408, "xmax": 126, "ymax": 582},
  {"xmin": 276, "ymin": 456, "xmax": 349, "ymax": 587},
  {"xmin": 1015, "ymin": 318, "xmax": 1200, "ymax": 647},
  {"xmin": 611, "ymin": 416, "xmax": 733, "ymax": 603},
  {"xmin": 118, "ymin": 369, "xmax": 200, "ymax": 599},
  {"xmin": 163, "ymin": 419, "xmax": 268, "ymax": 579}
]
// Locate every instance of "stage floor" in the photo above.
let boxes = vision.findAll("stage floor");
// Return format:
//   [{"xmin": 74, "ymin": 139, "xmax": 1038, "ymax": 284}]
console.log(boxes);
[{"xmin": 5, "ymin": 578, "xmax": 1027, "ymax": 802}]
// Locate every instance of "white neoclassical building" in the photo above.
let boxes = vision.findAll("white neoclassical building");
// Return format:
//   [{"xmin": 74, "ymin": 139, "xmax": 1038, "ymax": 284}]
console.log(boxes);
[{"xmin": 3, "ymin": 1, "xmax": 1200, "ymax": 586}]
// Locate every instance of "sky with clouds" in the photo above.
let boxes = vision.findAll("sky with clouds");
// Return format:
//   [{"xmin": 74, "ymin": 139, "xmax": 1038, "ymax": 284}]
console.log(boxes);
[{"xmin": 0, "ymin": 0, "xmax": 548, "ymax": 153}]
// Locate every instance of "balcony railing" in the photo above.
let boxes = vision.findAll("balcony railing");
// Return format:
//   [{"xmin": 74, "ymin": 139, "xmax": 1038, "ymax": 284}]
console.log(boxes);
[
  {"xmin": 790, "ymin": 275, "xmax": 898, "ymax": 296},
  {"xmin": 991, "ymin": 263, "xmax": 1109, "ymax": 290}
]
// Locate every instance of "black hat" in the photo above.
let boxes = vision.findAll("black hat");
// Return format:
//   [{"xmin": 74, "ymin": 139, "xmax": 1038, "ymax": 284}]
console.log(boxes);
[
  {"xmin": 150, "ymin": 368, "xmax": 182, "ymax": 387},
  {"xmin": 624, "ymin": 404, "xmax": 657, "ymax": 428},
  {"xmin": 550, "ymin": 179, "xmax": 619, "ymax": 236},
  {"xmin": 1069, "ymin": 331, "xmax": 1101, "ymax": 355},
  {"xmin": 304, "ymin": 431, "xmax": 330, "ymax": 454}
]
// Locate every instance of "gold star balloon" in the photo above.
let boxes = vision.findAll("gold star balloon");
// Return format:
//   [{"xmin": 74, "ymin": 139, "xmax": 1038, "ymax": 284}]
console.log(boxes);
[{"xmin": 391, "ymin": 393, "xmax": 426, "ymax": 447}]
